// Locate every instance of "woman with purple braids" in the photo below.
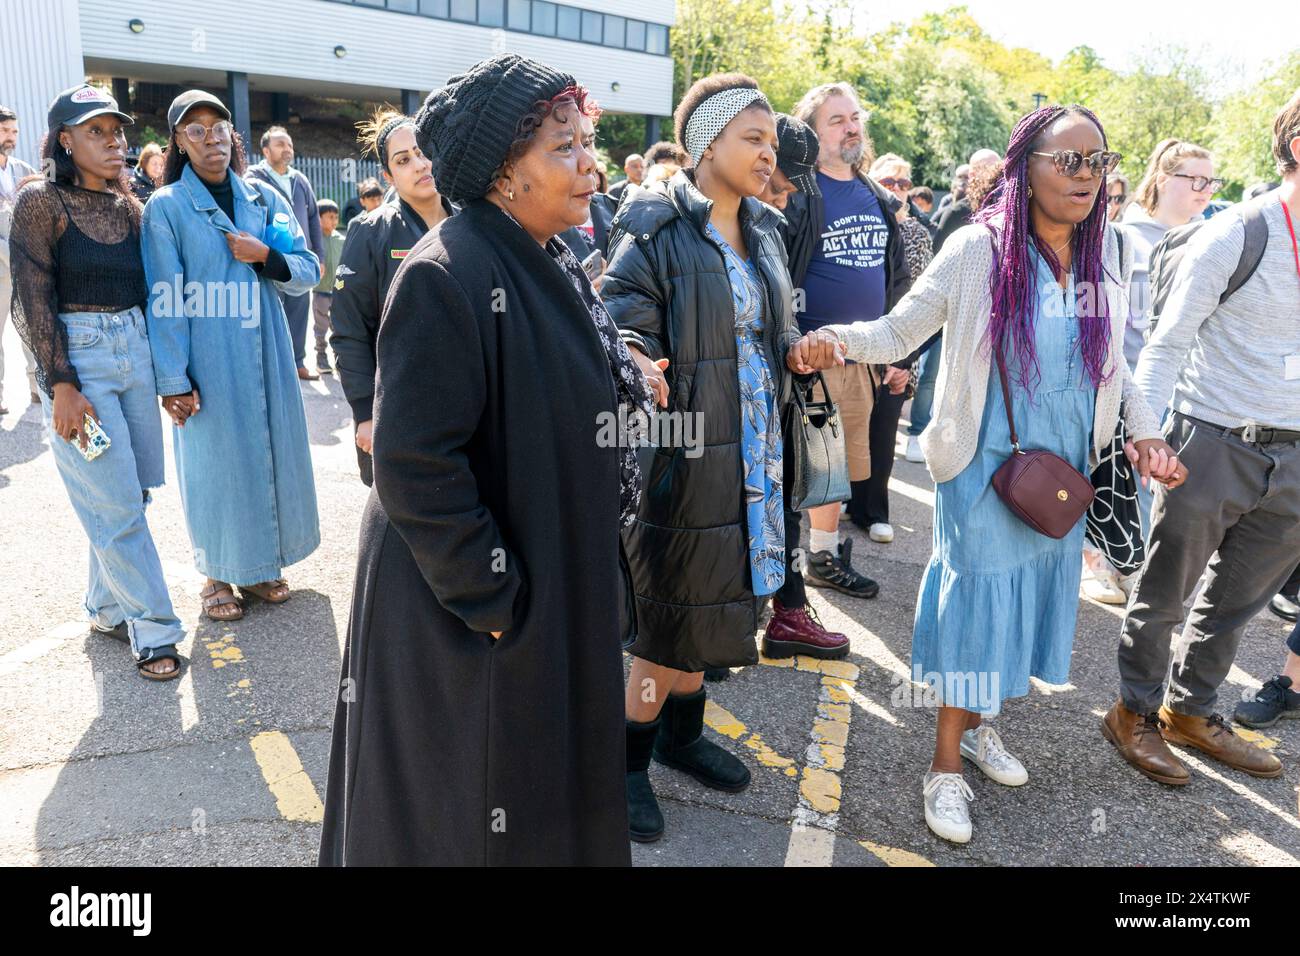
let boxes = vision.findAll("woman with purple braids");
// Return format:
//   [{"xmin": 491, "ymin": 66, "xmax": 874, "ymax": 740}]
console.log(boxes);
[{"xmin": 791, "ymin": 106, "xmax": 1187, "ymax": 843}]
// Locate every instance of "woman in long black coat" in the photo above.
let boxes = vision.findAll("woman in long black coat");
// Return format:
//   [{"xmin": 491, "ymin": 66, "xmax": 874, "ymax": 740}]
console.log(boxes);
[{"xmin": 318, "ymin": 54, "xmax": 654, "ymax": 866}]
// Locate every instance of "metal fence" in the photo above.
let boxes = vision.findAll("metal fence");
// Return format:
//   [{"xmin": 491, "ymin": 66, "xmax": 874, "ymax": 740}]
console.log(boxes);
[{"xmin": 295, "ymin": 155, "xmax": 384, "ymax": 209}]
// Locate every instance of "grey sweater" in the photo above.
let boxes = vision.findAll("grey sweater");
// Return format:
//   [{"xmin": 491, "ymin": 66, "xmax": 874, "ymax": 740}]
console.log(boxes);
[{"xmin": 1135, "ymin": 196, "xmax": 1300, "ymax": 431}]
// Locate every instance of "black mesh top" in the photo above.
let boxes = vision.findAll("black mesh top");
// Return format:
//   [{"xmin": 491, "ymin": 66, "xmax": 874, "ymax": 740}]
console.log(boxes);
[{"xmin": 8, "ymin": 181, "xmax": 147, "ymax": 396}]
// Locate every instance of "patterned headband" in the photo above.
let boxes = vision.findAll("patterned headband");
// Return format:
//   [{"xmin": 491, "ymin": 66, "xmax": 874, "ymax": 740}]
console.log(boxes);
[{"xmin": 683, "ymin": 87, "xmax": 768, "ymax": 165}]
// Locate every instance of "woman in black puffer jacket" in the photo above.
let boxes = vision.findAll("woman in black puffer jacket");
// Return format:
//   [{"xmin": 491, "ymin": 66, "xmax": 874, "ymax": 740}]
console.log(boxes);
[{"xmin": 602, "ymin": 73, "xmax": 829, "ymax": 843}]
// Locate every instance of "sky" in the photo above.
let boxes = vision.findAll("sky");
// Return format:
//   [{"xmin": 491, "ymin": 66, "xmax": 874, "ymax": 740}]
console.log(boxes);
[{"xmin": 834, "ymin": 0, "xmax": 1296, "ymax": 95}]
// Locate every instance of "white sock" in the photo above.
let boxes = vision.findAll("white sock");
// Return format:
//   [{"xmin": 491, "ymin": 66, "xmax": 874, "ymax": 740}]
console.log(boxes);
[{"xmin": 810, "ymin": 529, "xmax": 839, "ymax": 554}]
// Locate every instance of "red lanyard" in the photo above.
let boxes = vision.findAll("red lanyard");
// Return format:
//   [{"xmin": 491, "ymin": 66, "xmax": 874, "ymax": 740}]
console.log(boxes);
[{"xmin": 1283, "ymin": 199, "xmax": 1300, "ymax": 287}]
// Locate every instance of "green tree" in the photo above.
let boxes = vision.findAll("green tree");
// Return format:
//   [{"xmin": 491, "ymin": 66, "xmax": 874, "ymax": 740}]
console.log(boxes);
[{"xmin": 1210, "ymin": 53, "xmax": 1300, "ymax": 195}]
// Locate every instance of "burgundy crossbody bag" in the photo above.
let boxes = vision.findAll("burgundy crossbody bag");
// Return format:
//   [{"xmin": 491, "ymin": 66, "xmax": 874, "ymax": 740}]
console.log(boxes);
[{"xmin": 989, "ymin": 345, "xmax": 1095, "ymax": 538}]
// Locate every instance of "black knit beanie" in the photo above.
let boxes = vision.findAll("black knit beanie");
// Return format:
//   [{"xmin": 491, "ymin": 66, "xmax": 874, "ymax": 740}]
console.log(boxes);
[{"xmin": 415, "ymin": 54, "xmax": 576, "ymax": 205}]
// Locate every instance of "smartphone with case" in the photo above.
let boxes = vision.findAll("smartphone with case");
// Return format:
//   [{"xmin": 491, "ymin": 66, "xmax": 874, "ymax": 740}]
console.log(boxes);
[
  {"xmin": 75, "ymin": 412, "xmax": 111, "ymax": 462},
  {"xmin": 581, "ymin": 248, "xmax": 604, "ymax": 280}
]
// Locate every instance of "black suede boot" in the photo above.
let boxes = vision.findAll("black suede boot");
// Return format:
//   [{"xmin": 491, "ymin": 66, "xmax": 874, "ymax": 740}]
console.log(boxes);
[
  {"xmin": 653, "ymin": 688, "xmax": 751, "ymax": 792},
  {"xmin": 626, "ymin": 718, "xmax": 664, "ymax": 843}
]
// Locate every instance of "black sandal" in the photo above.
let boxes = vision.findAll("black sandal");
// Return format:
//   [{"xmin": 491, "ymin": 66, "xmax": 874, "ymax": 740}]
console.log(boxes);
[
  {"xmin": 137, "ymin": 644, "xmax": 184, "ymax": 682},
  {"xmin": 91, "ymin": 621, "xmax": 130, "ymax": 644}
]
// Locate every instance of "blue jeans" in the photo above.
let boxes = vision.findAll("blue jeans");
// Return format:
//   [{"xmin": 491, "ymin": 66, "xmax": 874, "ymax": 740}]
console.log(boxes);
[
  {"xmin": 906, "ymin": 338, "xmax": 941, "ymax": 437},
  {"xmin": 41, "ymin": 307, "xmax": 183, "ymax": 656}
]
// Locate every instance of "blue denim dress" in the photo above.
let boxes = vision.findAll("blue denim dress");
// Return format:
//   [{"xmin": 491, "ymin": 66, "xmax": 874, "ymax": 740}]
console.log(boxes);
[
  {"xmin": 911, "ymin": 251, "xmax": 1096, "ymax": 715},
  {"xmin": 142, "ymin": 165, "xmax": 321, "ymax": 585},
  {"xmin": 706, "ymin": 223, "xmax": 784, "ymax": 596}
]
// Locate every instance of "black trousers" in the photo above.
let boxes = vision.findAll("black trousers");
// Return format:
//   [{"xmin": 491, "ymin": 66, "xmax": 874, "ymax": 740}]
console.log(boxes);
[
  {"xmin": 849, "ymin": 384, "xmax": 907, "ymax": 527},
  {"xmin": 776, "ymin": 415, "xmax": 807, "ymax": 608},
  {"xmin": 1282, "ymin": 561, "xmax": 1300, "ymax": 599}
]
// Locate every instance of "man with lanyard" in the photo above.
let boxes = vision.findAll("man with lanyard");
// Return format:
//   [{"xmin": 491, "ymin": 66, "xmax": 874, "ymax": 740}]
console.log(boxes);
[
  {"xmin": 0, "ymin": 105, "xmax": 40, "ymax": 414},
  {"xmin": 1104, "ymin": 89, "xmax": 1300, "ymax": 785}
]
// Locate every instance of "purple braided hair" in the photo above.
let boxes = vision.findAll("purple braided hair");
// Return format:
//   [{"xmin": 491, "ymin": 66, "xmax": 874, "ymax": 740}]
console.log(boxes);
[{"xmin": 974, "ymin": 105, "xmax": 1115, "ymax": 394}]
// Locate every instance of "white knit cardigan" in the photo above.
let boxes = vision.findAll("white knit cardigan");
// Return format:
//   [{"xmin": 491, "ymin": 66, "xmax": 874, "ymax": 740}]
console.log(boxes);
[{"xmin": 824, "ymin": 222, "xmax": 1162, "ymax": 484}]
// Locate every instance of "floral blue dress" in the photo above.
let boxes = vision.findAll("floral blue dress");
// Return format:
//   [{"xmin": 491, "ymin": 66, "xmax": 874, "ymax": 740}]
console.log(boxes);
[
  {"xmin": 911, "ymin": 250, "xmax": 1096, "ymax": 715},
  {"xmin": 707, "ymin": 223, "xmax": 785, "ymax": 597}
]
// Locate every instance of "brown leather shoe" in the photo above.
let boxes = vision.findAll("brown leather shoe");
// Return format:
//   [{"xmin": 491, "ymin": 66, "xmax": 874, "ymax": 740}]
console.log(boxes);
[
  {"xmin": 297, "ymin": 366, "xmax": 319, "ymax": 381},
  {"xmin": 1158, "ymin": 706, "xmax": 1284, "ymax": 779},
  {"xmin": 1101, "ymin": 699, "xmax": 1190, "ymax": 786}
]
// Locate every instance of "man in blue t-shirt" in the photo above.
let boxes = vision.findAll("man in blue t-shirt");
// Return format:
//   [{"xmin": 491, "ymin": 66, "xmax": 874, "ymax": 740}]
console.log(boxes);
[{"xmin": 785, "ymin": 82, "xmax": 914, "ymax": 600}]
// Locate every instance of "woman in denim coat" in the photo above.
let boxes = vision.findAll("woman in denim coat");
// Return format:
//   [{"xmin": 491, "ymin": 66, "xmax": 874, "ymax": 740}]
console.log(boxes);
[{"xmin": 142, "ymin": 91, "xmax": 321, "ymax": 621}]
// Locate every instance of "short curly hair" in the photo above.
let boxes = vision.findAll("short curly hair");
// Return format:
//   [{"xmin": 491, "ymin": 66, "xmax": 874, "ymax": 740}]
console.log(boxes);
[
  {"xmin": 673, "ymin": 73, "xmax": 770, "ymax": 154},
  {"xmin": 492, "ymin": 83, "xmax": 600, "ymax": 183}
]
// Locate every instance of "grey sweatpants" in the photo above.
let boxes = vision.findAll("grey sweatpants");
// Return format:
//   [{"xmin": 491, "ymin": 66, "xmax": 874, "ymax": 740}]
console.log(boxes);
[{"xmin": 1119, "ymin": 412, "xmax": 1300, "ymax": 716}]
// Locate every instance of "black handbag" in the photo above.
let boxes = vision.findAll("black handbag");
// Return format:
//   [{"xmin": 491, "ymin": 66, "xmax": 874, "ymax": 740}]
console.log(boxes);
[
  {"xmin": 1084, "ymin": 402, "xmax": 1146, "ymax": 575},
  {"xmin": 787, "ymin": 371, "xmax": 851, "ymax": 511}
]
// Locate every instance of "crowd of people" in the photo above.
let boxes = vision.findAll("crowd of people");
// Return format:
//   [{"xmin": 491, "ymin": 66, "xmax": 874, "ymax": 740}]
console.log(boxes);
[{"xmin": 2, "ymin": 54, "xmax": 1298, "ymax": 863}]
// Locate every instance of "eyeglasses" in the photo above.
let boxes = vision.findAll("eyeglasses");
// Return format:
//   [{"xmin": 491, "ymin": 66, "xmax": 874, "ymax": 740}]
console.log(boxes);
[
  {"xmin": 1108, "ymin": 193, "xmax": 1127, "ymax": 205},
  {"xmin": 181, "ymin": 120, "xmax": 232, "ymax": 144},
  {"xmin": 878, "ymin": 176, "xmax": 912, "ymax": 190},
  {"xmin": 1171, "ymin": 173, "xmax": 1223, "ymax": 193},
  {"xmin": 1031, "ymin": 149, "xmax": 1122, "ymax": 177}
]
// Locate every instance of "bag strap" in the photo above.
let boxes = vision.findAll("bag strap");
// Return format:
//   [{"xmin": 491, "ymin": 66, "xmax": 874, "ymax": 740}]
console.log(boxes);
[
  {"xmin": 993, "ymin": 341, "xmax": 1022, "ymax": 454},
  {"xmin": 1221, "ymin": 197, "xmax": 1269, "ymax": 304}
]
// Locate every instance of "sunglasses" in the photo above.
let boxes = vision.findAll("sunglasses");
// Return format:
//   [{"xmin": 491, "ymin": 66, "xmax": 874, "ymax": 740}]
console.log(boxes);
[
  {"xmin": 878, "ymin": 176, "xmax": 912, "ymax": 190},
  {"xmin": 1031, "ymin": 149, "xmax": 1122, "ymax": 177},
  {"xmin": 181, "ymin": 120, "xmax": 232, "ymax": 144},
  {"xmin": 1108, "ymin": 193, "xmax": 1127, "ymax": 204},
  {"xmin": 1171, "ymin": 173, "xmax": 1223, "ymax": 193}
]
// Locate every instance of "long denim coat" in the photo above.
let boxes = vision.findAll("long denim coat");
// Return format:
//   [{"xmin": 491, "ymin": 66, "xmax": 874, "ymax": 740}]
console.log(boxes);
[{"xmin": 142, "ymin": 164, "xmax": 321, "ymax": 584}]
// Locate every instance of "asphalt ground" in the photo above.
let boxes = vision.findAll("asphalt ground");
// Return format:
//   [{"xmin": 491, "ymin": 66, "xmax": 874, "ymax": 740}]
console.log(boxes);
[{"xmin": 1, "ymin": 337, "xmax": 1297, "ymax": 867}]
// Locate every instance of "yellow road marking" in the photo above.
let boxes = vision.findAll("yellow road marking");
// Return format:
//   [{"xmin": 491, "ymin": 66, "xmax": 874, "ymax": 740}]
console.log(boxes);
[
  {"xmin": 860, "ymin": 840, "xmax": 935, "ymax": 867},
  {"xmin": 249, "ymin": 731, "xmax": 324, "ymax": 823},
  {"xmin": 704, "ymin": 699, "xmax": 798, "ymax": 776}
]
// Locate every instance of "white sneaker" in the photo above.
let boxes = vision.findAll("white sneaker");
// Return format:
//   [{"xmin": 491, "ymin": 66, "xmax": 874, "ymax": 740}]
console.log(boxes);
[
  {"xmin": 959, "ymin": 725, "xmax": 1028, "ymax": 786},
  {"xmin": 868, "ymin": 522, "xmax": 894, "ymax": 543},
  {"xmin": 1080, "ymin": 565, "xmax": 1127, "ymax": 604},
  {"xmin": 905, "ymin": 435, "xmax": 925, "ymax": 463},
  {"xmin": 922, "ymin": 771, "xmax": 973, "ymax": 843}
]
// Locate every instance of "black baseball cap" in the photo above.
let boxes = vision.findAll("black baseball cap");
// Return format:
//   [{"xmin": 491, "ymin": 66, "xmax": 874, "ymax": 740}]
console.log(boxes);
[
  {"xmin": 166, "ymin": 90, "xmax": 231, "ymax": 130},
  {"xmin": 47, "ymin": 84, "xmax": 133, "ymax": 133},
  {"xmin": 775, "ymin": 113, "xmax": 821, "ymax": 197}
]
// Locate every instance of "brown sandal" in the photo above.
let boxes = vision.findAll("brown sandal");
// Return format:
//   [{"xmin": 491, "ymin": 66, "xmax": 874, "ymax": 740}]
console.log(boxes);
[
  {"xmin": 240, "ymin": 578, "xmax": 291, "ymax": 604},
  {"xmin": 201, "ymin": 581, "xmax": 245, "ymax": 621}
]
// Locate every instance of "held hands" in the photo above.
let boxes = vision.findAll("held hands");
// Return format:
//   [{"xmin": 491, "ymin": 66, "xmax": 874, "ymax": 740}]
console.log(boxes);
[
  {"xmin": 630, "ymin": 348, "xmax": 671, "ymax": 408},
  {"xmin": 162, "ymin": 390, "xmax": 201, "ymax": 427},
  {"xmin": 882, "ymin": 365, "xmax": 909, "ymax": 395},
  {"xmin": 1125, "ymin": 438, "xmax": 1188, "ymax": 490},
  {"xmin": 787, "ymin": 330, "xmax": 846, "ymax": 374},
  {"xmin": 51, "ymin": 382, "xmax": 98, "ymax": 450},
  {"xmin": 226, "ymin": 230, "xmax": 270, "ymax": 264},
  {"xmin": 355, "ymin": 419, "xmax": 374, "ymax": 455}
]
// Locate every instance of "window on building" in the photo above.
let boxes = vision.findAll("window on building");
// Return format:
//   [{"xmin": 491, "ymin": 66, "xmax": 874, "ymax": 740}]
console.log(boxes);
[
  {"xmin": 531, "ymin": 0, "xmax": 555, "ymax": 34},
  {"xmin": 449, "ymin": 0, "xmax": 476, "ymax": 22},
  {"xmin": 507, "ymin": 0, "xmax": 530, "ymax": 29},
  {"xmin": 602, "ymin": 14, "xmax": 624, "ymax": 46},
  {"xmin": 478, "ymin": 0, "xmax": 504, "ymax": 25},
  {"xmin": 580, "ymin": 9, "xmax": 601, "ymax": 43},
  {"xmin": 556, "ymin": 5, "xmax": 580, "ymax": 40},
  {"xmin": 419, "ymin": 0, "xmax": 449, "ymax": 16},
  {"xmin": 647, "ymin": 23, "xmax": 668, "ymax": 54},
  {"xmin": 385, "ymin": 0, "xmax": 418, "ymax": 12},
  {"xmin": 625, "ymin": 19, "xmax": 646, "ymax": 50}
]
